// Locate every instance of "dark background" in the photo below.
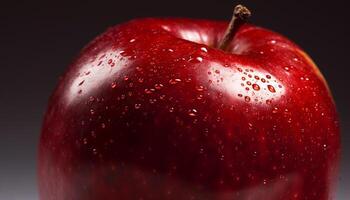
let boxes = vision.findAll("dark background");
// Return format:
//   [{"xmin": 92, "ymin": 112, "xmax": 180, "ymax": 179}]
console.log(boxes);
[{"xmin": 1, "ymin": 0, "xmax": 349, "ymax": 199}]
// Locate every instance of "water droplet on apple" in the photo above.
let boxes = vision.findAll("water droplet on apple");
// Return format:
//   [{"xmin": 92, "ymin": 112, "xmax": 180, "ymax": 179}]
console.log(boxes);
[
  {"xmin": 196, "ymin": 85, "xmax": 204, "ymax": 91},
  {"xmin": 254, "ymin": 75, "xmax": 260, "ymax": 80},
  {"xmin": 215, "ymin": 69, "xmax": 220, "ymax": 74},
  {"xmin": 134, "ymin": 103, "xmax": 141, "ymax": 109},
  {"xmin": 101, "ymin": 123, "xmax": 106, "ymax": 128},
  {"xmin": 252, "ymin": 84, "xmax": 260, "ymax": 91},
  {"xmin": 245, "ymin": 96, "xmax": 251, "ymax": 102},
  {"xmin": 272, "ymin": 107, "xmax": 278, "ymax": 113},
  {"xmin": 267, "ymin": 85, "xmax": 276, "ymax": 93},
  {"xmin": 238, "ymin": 94, "xmax": 243, "ymax": 97},
  {"xmin": 197, "ymin": 94, "xmax": 203, "ymax": 100},
  {"xmin": 138, "ymin": 77, "xmax": 144, "ymax": 83},
  {"xmin": 136, "ymin": 66, "xmax": 142, "ymax": 71},
  {"xmin": 266, "ymin": 99, "xmax": 272, "ymax": 105},
  {"xmin": 111, "ymin": 82, "xmax": 117, "ymax": 88},
  {"xmin": 169, "ymin": 107, "xmax": 174, "ymax": 112},
  {"xmin": 196, "ymin": 57, "xmax": 203, "ymax": 62},
  {"xmin": 169, "ymin": 78, "xmax": 181, "ymax": 84},
  {"xmin": 248, "ymin": 123, "xmax": 253, "ymax": 129},
  {"xmin": 108, "ymin": 59, "xmax": 113, "ymax": 64},
  {"xmin": 78, "ymin": 80, "xmax": 85, "ymax": 86},
  {"xmin": 92, "ymin": 148, "xmax": 97, "ymax": 155},
  {"xmin": 266, "ymin": 75, "xmax": 271, "ymax": 79},
  {"xmin": 188, "ymin": 109, "xmax": 198, "ymax": 117},
  {"xmin": 90, "ymin": 109, "xmax": 95, "ymax": 115},
  {"xmin": 159, "ymin": 94, "xmax": 166, "ymax": 100},
  {"xmin": 200, "ymin": 47, "xmax": 208, "ymax": 53},
  {"xmin": 149, "ymin": 98, "xmax": 157, "ymax": 104},
  {"xmin": 220, "ymin": 155, "xmax": 225, "ymax": 160},
  {"xmin": 99, "ymin": 54, "xmax": 106, "ymax": 60},
  {"xmin": 89, "ymin": 96, "xmax": 95, "ymax": 102},
  {"xmin": 144, "ymin": 88, "xmax": 154, "ymax": 94},
  {"xmin": 154, "ymin": 83, "xmax": 163, "ymax": 90},
  {"xmin": 168, "ymin": 48, "xmax": 174, "ymax": 52},
  {"xmin": 129, "ymin": 39, "xmax": 136, "ymax": 43}
]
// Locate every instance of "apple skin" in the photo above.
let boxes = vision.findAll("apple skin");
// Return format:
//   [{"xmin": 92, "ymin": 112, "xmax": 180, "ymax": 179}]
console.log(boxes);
[{"xmin": 39, "ymin": 18, "xmax": 340, "ymax": 200}]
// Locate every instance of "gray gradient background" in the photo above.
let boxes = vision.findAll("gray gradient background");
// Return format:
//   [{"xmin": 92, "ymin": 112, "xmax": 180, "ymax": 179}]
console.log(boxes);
[{"xmin": 1, "ymin": 0, "xmax": 349, "ymax": 199}]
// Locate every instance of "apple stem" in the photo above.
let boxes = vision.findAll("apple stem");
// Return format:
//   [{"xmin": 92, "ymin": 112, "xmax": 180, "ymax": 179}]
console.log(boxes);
[{"xmin": 218, "ymin": 4, "xmax": 251, "ymax": 51}]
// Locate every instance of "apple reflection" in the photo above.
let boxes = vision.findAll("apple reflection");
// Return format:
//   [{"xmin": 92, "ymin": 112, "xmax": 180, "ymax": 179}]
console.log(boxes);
[
  {"xmin": 66, "ymin": 49, "xmax": 132, "ymax": 105},
  {"xmin": 206, "ymin": 62, "xmax": 285, "ymax": 105}
]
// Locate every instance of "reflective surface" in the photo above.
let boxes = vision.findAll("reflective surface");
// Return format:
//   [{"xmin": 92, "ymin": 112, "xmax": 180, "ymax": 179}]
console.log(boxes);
[{"xmin": 39, "ymin": 19, "xmax": 340, "ymax": 200}]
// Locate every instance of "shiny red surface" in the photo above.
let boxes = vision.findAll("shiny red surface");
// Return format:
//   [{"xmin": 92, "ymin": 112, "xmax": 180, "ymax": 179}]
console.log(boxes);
[{"xmin": 39, "ymin": 19, "xmax": 340, "ymax": 200}]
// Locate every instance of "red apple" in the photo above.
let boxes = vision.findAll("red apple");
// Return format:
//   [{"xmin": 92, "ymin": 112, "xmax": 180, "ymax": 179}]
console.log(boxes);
[{"xmin": 39, "ymin": 5, "xmax": 340, "ymax": 200}]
